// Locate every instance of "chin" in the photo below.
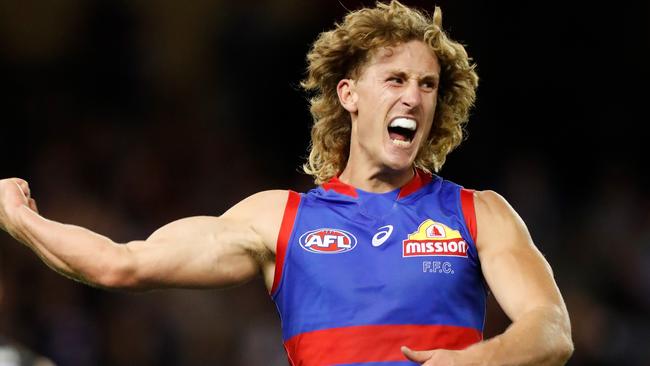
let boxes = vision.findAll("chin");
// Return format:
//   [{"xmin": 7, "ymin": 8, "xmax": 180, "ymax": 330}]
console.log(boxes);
[
  {"xmin": 382, "ymin": 155, "xmax": 415, "ymax": 173},
  {"xmin": 387, "ymin": 148, "xmax": 418, "ymax": 168}
]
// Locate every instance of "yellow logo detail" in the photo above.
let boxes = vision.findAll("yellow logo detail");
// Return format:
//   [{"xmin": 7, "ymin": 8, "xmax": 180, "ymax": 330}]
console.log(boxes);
[{"xmin": 407, "ymin": 219, "xmax": 462, "ymax": 240}]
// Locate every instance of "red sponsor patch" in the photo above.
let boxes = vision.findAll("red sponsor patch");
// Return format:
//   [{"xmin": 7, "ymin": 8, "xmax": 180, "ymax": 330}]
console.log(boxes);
[
  {"xmin": 402, "ymin": 219, "xmax": 468, "ymax": 258},
  {"xmin": 402, "ymin": 239, "xmax": 468, "ymax": 257}
]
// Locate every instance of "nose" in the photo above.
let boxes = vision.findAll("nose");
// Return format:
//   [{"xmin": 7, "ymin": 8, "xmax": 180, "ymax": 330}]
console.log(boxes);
[{"xmin": 401, "ymin": 80, "xmax": 422, "ymax": 109}]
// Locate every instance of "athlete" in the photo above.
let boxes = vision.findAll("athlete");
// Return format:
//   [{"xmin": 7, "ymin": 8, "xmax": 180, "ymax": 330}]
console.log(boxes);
[{"xmin": 0, "ymin": 1, "xmax": 572, "ymax": 365}]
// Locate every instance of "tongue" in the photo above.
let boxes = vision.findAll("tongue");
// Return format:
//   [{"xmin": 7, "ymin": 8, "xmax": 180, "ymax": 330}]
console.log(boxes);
[{"xmin": 389, "ymin": 131, "xmax": 408, "ymax": 141}]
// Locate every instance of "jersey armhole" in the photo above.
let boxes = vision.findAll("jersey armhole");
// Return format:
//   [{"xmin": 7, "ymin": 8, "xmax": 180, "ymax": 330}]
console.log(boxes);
[
  {"xmin": 460, "ymin": 188, "xmax": 477, "ymax": 244},
  {"xmin": 270, "ymin": 190, "xmax": 301, "ymax": 296}
]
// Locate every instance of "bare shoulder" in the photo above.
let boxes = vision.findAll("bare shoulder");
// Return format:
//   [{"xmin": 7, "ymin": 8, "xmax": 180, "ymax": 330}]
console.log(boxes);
[
  {"xmin": 473, "ymin": 190, "xmax": 517, "ymax": 218},
  {"xmin": 471, "ymin": 190, "xmax": 532, "ymax": 252},
  {"xmin": 223, "ymin": 190, "xmax": 290, "ymax": 220},
  {"xmin": 222, "ymin": 190, "xmax": 292, "ymax": 254},
  {"xmin": 473, "ymin": 189, "xmax": 527, "ymax": 227}
]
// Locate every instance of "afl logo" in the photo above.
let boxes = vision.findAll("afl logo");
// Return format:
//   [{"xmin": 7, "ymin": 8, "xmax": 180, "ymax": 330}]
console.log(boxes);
[{"xmin": 299, "ymin": 228, "xmax": 358, "ymax": 254}]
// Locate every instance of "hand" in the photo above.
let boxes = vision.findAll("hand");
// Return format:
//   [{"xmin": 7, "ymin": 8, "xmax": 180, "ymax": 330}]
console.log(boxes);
[
  {"xmin": 0, "ymin": 178, "xmax": 38, "ymax": 235},
  {"xmin": 401, "ymin": 346, "xmax": 463, "ymax": 366}
]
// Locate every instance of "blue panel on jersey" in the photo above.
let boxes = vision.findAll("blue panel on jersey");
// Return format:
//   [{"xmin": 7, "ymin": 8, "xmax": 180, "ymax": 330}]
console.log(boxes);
[{"xmin": 273, "ymin": 175, "xmax": 487, "ymax": 343}]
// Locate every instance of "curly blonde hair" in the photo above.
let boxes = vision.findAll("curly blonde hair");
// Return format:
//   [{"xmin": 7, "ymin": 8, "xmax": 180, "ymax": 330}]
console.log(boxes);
[{"xmin": 302, "ymin": 0, "xmax": 478, "ymax": 184}]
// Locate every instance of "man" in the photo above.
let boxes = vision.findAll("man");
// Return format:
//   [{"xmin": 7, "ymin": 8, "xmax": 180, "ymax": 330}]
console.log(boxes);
[{"xmin": 0, "ymin": 1, "xmax": 573, "ymax": 365}]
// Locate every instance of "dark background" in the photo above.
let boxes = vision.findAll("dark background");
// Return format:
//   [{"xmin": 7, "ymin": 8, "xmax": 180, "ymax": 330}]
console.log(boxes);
[{"xmin": 0, "ymin": 0, "xmax": 648, "ymax": 365}]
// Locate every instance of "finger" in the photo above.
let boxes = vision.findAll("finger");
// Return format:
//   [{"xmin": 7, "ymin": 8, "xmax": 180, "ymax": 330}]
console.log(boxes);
[
  {"xmin": 401, "ymin": 346, "xmax": 434, "ymax": 363},
  {"xmin": 10, "ymin": 177, "xmax": 27, "ymax": 187},
  {"xmin": 9, "ymin": 177, "xmax": 27, "ymax": 185},
  {"xmin": 28, "ymin": 198, "xmax": 38, "ymax": 213},
  {"xmin": 12, "ymin": 178, "xmax": 30, "ymax": 198}
]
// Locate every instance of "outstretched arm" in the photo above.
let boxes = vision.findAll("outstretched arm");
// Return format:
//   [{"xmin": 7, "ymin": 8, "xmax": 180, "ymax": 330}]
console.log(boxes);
[
  {"xmin": 0, "ymin": 178, "xmax": 286, "ymax": 291},
  {"xmin": 402, "ymin": 190, "xmax": 573, "ymax": 366}
]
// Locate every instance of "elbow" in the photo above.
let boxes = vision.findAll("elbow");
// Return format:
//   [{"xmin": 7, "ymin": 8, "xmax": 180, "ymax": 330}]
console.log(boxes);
[
  {"xmin": 558, "ymin": 334, "xmax": 574, "ymax": 364},
  {"xmin": 550, "ymin": 335, "xmax": 574, "ymax": 365},
  {"xmin": 551, "ymin": 310, "xmax": 574, "ymax": 365},
  {"xmin": 98, "ymin": 267, "xmax": 139, "ymax": 292},
  {"xmin": 94, "ymin": 249, "xmax": 143, "ymax": 291}
]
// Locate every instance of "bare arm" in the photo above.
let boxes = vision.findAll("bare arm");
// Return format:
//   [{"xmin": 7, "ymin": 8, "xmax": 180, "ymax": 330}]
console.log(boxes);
[
  {"xmin": 0, "ymin": 178, "xmax": 287, "ymax": 291},
  {"xmin": 403, "ymin": 190, "xmax": 573, "ymax": 365}
]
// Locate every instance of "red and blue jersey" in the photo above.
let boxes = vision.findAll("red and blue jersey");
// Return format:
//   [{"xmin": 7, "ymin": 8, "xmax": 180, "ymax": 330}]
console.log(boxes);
[{"xmin": 270, "ymin": 170, "xmax": 486, "ymax": 366}]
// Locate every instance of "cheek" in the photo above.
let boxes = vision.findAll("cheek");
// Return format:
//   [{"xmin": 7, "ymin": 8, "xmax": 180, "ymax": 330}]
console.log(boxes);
[
  {"xmin": 380, "ymin": 88, "xmax": 401, "ymax": 106},
  {"xmin": 423, "ymin": 100, "xmax": 438, "ymax": 139},
  {"xmin": 427, "ymin": 96, "xmax": 438, "ymax": 121},
  {"xmin": 428, "ymin": 92, "xmax": 438, "ymax": 112}
]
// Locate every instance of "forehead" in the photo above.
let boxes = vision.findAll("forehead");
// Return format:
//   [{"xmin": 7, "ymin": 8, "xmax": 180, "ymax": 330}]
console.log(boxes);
[{"xmin": 361, "ymin": 40, "xmax": 440, "ymax": 77}]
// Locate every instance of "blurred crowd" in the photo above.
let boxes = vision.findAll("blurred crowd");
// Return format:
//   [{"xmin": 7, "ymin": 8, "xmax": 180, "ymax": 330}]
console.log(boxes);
[{"xmin": 0, "ymin": 1, "xmax": 648, "ymax": 365}]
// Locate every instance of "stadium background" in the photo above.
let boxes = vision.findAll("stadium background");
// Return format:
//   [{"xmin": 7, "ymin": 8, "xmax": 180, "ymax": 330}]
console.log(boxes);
[{"xmin": 0, "ymin": 0, "xmax": 648, "ymax": 365}]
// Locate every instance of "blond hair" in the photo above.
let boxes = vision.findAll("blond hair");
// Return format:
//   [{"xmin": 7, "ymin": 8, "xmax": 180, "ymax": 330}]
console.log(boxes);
[{"xmin": 302, "ymin": 0, "xmax": 479, "ymax": 184}]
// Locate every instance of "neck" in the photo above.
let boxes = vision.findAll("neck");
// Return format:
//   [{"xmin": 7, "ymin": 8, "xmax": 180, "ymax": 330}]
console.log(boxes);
[{"xmin": 338, "ymin": 164, "xmax": 415, "ymax": 193}]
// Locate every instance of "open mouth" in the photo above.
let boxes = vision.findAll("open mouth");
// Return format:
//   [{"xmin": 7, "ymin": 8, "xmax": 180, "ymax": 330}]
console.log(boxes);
[{"xmin": 388, "ymin": 117, "xmax": 417, "ymax": 145}]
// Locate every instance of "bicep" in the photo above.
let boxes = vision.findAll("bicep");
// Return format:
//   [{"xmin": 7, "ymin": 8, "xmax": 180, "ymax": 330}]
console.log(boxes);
[
  {"xmin": 474, "ymin": 191, "xmax": 565, "ymax": 321},
  {"xmin": 124, "ymin": 216, "xmax": 264, "ymax": 289}
]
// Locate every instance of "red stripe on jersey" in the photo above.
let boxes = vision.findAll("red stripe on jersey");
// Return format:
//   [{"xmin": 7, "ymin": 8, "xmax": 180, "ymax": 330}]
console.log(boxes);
[
  {"xmin": 322, "ymin": 176, "xmax": 359, "ymax": 198},
  {"xmin": 460, "ymin": 189, "xmax": 477, "ymax": 243},
  {"xmin": 284, "ymin": 324, "xmax": 482, "ymax": 365},
  {"xmin": 323, "ymin": 169, "xmax": 431, "ymax": 200},
  {"xmin": 397, "ymin": 169, "xmax": 432, "ymax": 199},
  {"xmin": 270, "ymin": 190, "xmax": 301, "ymax": 295}
]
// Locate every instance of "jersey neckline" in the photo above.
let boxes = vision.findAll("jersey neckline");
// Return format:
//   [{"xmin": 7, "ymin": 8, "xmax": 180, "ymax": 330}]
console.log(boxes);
[{"xmin": 321, "ymin": 168, "xmax": 432, "ymax": 200}]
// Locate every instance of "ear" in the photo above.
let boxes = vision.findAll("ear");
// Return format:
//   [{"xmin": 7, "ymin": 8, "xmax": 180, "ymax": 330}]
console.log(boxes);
[{"xmin": 337, "ymin": 79, "xmax": 358, "ymax": 113}]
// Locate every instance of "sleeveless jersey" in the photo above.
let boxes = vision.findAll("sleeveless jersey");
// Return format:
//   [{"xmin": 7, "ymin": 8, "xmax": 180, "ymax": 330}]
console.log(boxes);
[{"xmin": 270, "ymin": 170, "xmax": 487, "ymax": 366}]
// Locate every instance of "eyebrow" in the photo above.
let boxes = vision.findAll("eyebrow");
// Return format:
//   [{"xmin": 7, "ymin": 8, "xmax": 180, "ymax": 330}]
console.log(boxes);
[{"xmin": 385, "ymin": 69, "xmax": 439, "ymax": 82}]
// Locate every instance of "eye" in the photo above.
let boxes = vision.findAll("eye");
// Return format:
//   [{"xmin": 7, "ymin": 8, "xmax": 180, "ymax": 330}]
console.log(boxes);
[
  {"xmin": 387, "ymin": 76, "xmax": 404, "ymax": 85},
  {"xmin": 420, "ymin": 80, "xmax": 437, "ymax": 91}
]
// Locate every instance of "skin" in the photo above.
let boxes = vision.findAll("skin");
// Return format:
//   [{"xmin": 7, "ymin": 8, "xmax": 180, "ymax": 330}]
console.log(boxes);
[
  {"xmin": 0, "ymin": 40, "xmax": 572, "ymax": 365},
  {"xmin": 337, "ymin": 41, "xmax": 439, "ymax": 192}
]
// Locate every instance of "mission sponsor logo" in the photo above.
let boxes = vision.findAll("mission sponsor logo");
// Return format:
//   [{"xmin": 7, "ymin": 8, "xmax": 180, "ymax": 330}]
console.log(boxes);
[
  {"xmin": 402, "ymin": 219, "xmax": 468, "ymax": 258},
  {"xmin": 299, "ymin": 228, "xmax": 358, "ymax": 254}
]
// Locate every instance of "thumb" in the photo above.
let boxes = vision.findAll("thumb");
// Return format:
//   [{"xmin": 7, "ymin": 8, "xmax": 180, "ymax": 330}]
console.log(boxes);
[{"xmin": 401, "ymin": 346, "xmax": 434, "ymax": 363}]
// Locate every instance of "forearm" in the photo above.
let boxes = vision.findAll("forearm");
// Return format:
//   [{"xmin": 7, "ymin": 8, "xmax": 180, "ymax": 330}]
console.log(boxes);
[
  {"xmin": 1, "ymin": 181, "xmax": 280, "ymax": 291},
  {"xmin": 10, "ymin": 205, "xmax": 132, "ymax": 288},
  {"xmin": 463, "ymin": 305, "xmax": 573, "ymax": 366}
]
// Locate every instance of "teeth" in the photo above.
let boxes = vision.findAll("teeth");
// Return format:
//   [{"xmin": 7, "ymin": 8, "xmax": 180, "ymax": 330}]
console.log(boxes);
[
  {"xmin": 391, "ymin": 139, "xmax": 411, "ymax": 147},
  {"xmin": 389, "ymin": 118, "xmax": 417, "ymax": 131}
]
